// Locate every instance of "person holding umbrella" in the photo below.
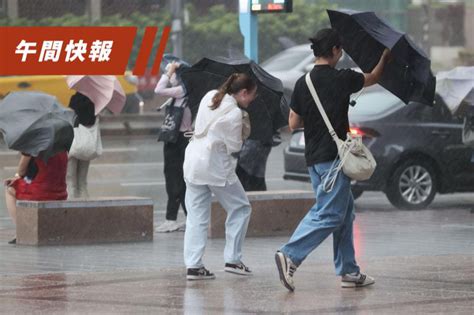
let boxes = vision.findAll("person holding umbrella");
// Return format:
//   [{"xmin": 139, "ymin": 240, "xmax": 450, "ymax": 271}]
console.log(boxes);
[
  {"xmin": 4, "ymin": 152, "xmax": 68, "ymax": 244},
  {"xmin": 1, "ymin": 92, "xmax": 74, "ymax": 244},
  {"xmin": 154, "ymin": 58, "xmax": 192, "ymax": 233},
  {"xmin": 67, "ymin": 92, "xmax": 100, "ymax": 198},
  {"xmin": 183, "ymin": 73, "xmax": 257, "ymax": 280},
  {"xmin": 275, "ymin": 28, "xmax": 391, "ymax": 291},
  {"xmin": 65, "ymin": 75, "xmax": 126, "ymax": 199}
]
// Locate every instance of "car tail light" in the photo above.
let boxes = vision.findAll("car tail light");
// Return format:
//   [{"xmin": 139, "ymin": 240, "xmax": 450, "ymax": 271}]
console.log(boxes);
[
  {"xmin": 350, "ymin": 127, "xmax": 364, "ymax": 136},
  {"xmin": 349, "ymin": 126, "xmax": 380, "ymax": 138}
]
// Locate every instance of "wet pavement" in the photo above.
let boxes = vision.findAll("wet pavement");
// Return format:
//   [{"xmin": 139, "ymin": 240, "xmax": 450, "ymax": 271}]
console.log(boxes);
[
  {"xmin": 0, "ymin": 203, "xmax": 473, "ymax": 314},
  {"xmin": 1, "ymin": 133, "xmax": 473, "ymax": 313}
]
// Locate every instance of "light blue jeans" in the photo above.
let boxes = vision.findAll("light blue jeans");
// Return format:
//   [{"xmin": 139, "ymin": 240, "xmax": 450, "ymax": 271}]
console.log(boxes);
[
  {"xmin": 184, "ymin": 180, "xmax": 251, "ymax": 269},
  {"xmin": 280, "ymin": 161, "xmax": 360, "ymax": 276}
]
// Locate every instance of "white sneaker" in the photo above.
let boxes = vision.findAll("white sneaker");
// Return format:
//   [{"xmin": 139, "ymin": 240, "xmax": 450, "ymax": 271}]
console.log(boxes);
[
  {"xmin": 224, "ymin": 262, "xmax": 252, "ymax": 276},
  {"xmin": 341, "ymin": 272, "xmax": 375, "ymax": 288},
  {"xmin": 177, "ymin": 222, "xmax": 186, "ymax": 232},
  {"xmin": 275, "ymin": 251, "xmax": 297, "ymax": 292},
  {"xmin": 155, "ymin": 220, "xmax": 181, "ymax": 233}
]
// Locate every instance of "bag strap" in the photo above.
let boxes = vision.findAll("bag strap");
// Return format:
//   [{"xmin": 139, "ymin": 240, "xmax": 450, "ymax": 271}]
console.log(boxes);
[
  {"xmin": 194, "ymin": 105, "xmax": 235, "ymax": 139},
  {"xmin": 304, "ymin": 73, "xmax": 339, "ymax": 142}
]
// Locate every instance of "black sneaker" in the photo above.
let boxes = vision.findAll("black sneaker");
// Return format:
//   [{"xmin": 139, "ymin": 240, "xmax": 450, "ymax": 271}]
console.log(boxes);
[
  {"xmin": 186, "ymin": 267, "xmax": 216, "ymax": 280},
  {"xmin": 8, "ymin": 238, "xmax": 16, "ymax": 244},
  {"xmin": 275, "ymin": 251, "xmax": 296, "ymax": 292},
  {"xmin": 224, "ymin": 262, "xmax": 252, "ymax": 276}
]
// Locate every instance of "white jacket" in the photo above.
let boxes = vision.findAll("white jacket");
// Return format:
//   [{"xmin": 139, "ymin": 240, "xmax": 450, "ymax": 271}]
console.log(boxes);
[{"xmin": 183, "ymin": 90, "xmax": 243, "ymax": 186}]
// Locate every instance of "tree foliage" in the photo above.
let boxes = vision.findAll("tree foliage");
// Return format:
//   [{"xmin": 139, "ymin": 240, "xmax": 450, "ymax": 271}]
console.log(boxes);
[{"xmin": 1, "ymin": 0, "xmax": 335, "ymax": 66}]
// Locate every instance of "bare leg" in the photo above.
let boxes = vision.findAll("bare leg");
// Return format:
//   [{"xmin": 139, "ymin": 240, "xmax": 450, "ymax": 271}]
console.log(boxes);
[
  {"xmin": 67, "ymin": 157, "xmax": 79, "ymax": 198},
  {"xmin": 5, "ymin": 187, "xmax": 17, "ymax": 225},
  {"xmin": 76, "ymin": 159, "xmax": 90, "ymax": 198}
]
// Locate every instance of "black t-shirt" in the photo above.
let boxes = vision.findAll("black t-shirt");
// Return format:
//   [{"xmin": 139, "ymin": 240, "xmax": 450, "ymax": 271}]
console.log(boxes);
[{"xmin": 290, "ymin": 65, "xmax": 364, "ymax": 166}]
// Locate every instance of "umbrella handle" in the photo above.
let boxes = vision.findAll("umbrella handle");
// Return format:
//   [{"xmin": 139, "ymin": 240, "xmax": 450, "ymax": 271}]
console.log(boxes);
[{"xmin": 350, "ymin": 88, "xmax": 365, "ymax": 107}]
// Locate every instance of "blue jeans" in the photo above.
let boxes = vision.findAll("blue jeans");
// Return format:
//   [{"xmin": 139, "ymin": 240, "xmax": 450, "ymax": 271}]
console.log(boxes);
[{"xmin": 280, "ymin": 161, "xmax": 360, "ymax": 276}]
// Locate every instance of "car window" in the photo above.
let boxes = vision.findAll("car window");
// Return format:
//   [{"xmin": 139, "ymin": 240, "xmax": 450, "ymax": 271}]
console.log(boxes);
[
  {"xmin": 349, "ymin": 91, "xmax": 403, "ymax": 117},
  {"xmin": 261, "ymin": 50, "xmax": 311, "ymax": 72},
  {"xmin": 403, "ymin": 96, "xmax": 463, "ymax": 124}
]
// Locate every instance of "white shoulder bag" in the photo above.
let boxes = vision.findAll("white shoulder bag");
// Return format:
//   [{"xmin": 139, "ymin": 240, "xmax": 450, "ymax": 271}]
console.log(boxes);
[
  {"xmin": 69, "ymin": 119, "xmax": 103, "ymax": 161},
  {"xmin": 305, "ymin": 73, "xmax": 376, "ymax": 192}
]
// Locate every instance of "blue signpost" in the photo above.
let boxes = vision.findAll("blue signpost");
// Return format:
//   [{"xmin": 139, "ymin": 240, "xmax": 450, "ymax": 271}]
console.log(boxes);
[
  {"xmin": 239, "ymin": 0, "xmax": 259, "ymax": 62},
  {"xmin": 239, "ymin": 0, "xmax": 293, "ymax": 63}
]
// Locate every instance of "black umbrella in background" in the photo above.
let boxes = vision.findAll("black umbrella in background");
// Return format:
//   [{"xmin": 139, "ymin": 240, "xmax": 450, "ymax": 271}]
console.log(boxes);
[
  {"xmin": 180, "ymin": 57, "xmax": 288, "ymax": 144},
  {"xmin": 327, "ymin": 9, "xmax": 436, "ymax": 105},
  {"xmin": 0, "ymin": 91, "xmax": 76, "ymax": 161}
]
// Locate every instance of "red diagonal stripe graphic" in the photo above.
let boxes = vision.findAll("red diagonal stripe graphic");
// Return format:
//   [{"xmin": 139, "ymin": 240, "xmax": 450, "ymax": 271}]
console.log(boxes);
[
  {"xmin": 133, "ymin": 26, "xmax": 158, "ymax": 76},
  {"xmin": 150, "ymin": 26, "xmax": 171, "ymax": 76}
]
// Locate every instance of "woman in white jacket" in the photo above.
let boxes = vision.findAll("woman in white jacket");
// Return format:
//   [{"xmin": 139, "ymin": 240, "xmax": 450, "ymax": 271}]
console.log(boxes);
[{"xmin": 183, "ymin": 73, "xmax": 257, "ymax": 280}]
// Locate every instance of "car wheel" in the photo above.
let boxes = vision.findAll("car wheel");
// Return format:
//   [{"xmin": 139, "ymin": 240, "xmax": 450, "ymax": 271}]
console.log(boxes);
[
  {"xmin": 386, "ymin": 159, "xmax": 437, "ymax": 210},
  {"xmin": 351, "ymin": 187, "xmax": 364, "ymax": 200}
]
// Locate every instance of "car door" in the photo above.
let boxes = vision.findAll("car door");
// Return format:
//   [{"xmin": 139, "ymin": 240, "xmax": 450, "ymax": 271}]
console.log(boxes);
[{"xmin": 425, "ymin": 100, "xmax": 474, "ymax": 191}]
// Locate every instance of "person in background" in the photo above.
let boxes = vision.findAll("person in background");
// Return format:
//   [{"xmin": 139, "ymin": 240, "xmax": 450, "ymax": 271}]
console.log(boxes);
[
  {"xmin": 154, "ymin": 61, "xmax": 192, "ymax": 233},
  {"xmin": 67, "ymin": 92, "xmax": 101, "ymax": 199},
  {"xmin": 4, "ymin": 151, "xmax": 68, "ymax": 244},
  {"xmin": 236, "ymin": 130, "xmax": 282, "ymax": 191},
  {"xmin": 183, "ymin": 73, "xmax": 257, "ymax": 280}
]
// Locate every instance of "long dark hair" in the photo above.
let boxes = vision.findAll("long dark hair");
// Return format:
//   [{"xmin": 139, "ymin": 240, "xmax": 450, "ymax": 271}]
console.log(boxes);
[
  {"xmin": 68, "ymin": 92, "xmax": 96, "ymax": 127},
  {"xmin": 309, "ymin": 28, "xmax": 342, "ymax": 58},
  {"xmin": 210, "ymin": 73, "xmax": 257, "ymax": 110}
]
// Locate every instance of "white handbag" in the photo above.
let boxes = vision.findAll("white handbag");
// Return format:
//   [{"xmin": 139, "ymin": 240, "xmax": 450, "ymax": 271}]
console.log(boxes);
[
  {"xmin": 305, "ymin": 73, "xmax": 376, "ymax": 191},
  {"xmin": 69, "ymin": 119, "xmax": 103, "ymax": 161}
]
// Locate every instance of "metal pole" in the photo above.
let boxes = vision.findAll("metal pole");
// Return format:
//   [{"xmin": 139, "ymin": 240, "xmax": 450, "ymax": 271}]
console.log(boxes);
[
  {"xmin": 88, "ymin": 0, "xmax": 101, "ymax": 23},
  {"xmin": 170, "ymin": 0, "xmax": 183, "ymax": 58},
  {"xmin": 6, "ymin": 0, "xmax": 18, "ymax": 19}
]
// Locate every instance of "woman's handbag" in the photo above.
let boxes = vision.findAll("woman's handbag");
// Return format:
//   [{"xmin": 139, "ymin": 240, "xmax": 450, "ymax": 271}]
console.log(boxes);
[
  {"xmin": 69, "ymin": 119, "xmax": 103, "ymax": 161},
  {"xmin": 305, "ymin": 73, "xmax": 376, "ymax": 191},
  {"xmin": 157, "ymin": 99, "xmax": 185, "ymax": 143},
  {"xmin": 241, "ymin": 110, "xmax": 251, "ymax": 140}
]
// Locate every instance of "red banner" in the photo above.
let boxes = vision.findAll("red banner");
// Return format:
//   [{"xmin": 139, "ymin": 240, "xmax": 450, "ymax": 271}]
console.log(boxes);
[{"xmin": 0, "ymin": 26, "xmax": 168, "ymax": 75}]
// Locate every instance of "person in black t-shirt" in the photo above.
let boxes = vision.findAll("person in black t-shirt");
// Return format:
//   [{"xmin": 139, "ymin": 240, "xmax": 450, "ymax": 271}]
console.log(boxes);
[{"xmin": 275, "ymin": 28, "xmax": 391, "ymax": 292}]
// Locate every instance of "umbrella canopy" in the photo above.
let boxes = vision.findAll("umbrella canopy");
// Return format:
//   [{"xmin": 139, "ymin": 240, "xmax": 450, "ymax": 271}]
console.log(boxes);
[
  {"xmin": 180, "ymin": 57, "xmax": 288, "ymax": 144},
  {"xmin": 327, "ymin": 9, "xmax": 436, "ymax": 105},
  {"xmin": 0, "ymin": 91, "xmax": 76, "ymax": 161},
  {"xmin": 436, "ymin": 66, "xmax": 474, "ymax": 115},
  {"xmin": 160, "ymin": 54, "xmax": 191, "ymax": 74},
  {"xmin": 66, "ymin": 75, "xmax": 126, "ymax": 115}
]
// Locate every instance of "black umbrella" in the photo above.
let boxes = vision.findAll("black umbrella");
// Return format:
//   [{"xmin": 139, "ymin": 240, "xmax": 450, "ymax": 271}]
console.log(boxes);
[
  {"xmin": 327, "ymin": 9, "xmax": 436, "ymax": 105},
  {"xmin": 180, "ymin": 57, "xmax": 288, "ymax": 144},
  {"xmin": 0, "ymin": 91, "xmax": 77, "ymax": 161}
]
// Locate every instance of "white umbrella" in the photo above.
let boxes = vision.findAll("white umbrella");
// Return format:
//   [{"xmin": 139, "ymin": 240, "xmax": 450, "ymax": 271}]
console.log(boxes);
[{"xmin": 436, "ymin": 67, "xmax": 474, "ymax": 114}]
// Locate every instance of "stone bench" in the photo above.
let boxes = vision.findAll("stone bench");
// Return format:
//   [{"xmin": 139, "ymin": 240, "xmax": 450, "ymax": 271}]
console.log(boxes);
[
  {"xmin": 16, "ymin": 197, "xmax": 154, "ymax": 245},
  {"xmin": 209, "ymin": 190, "xmax": 315, "ymax": 238}
]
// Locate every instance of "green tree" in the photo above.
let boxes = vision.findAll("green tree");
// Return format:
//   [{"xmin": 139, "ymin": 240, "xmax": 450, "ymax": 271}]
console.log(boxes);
[{"xmin": 1, "ymin": 0, "xmax": 335, "ymax": 66}]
